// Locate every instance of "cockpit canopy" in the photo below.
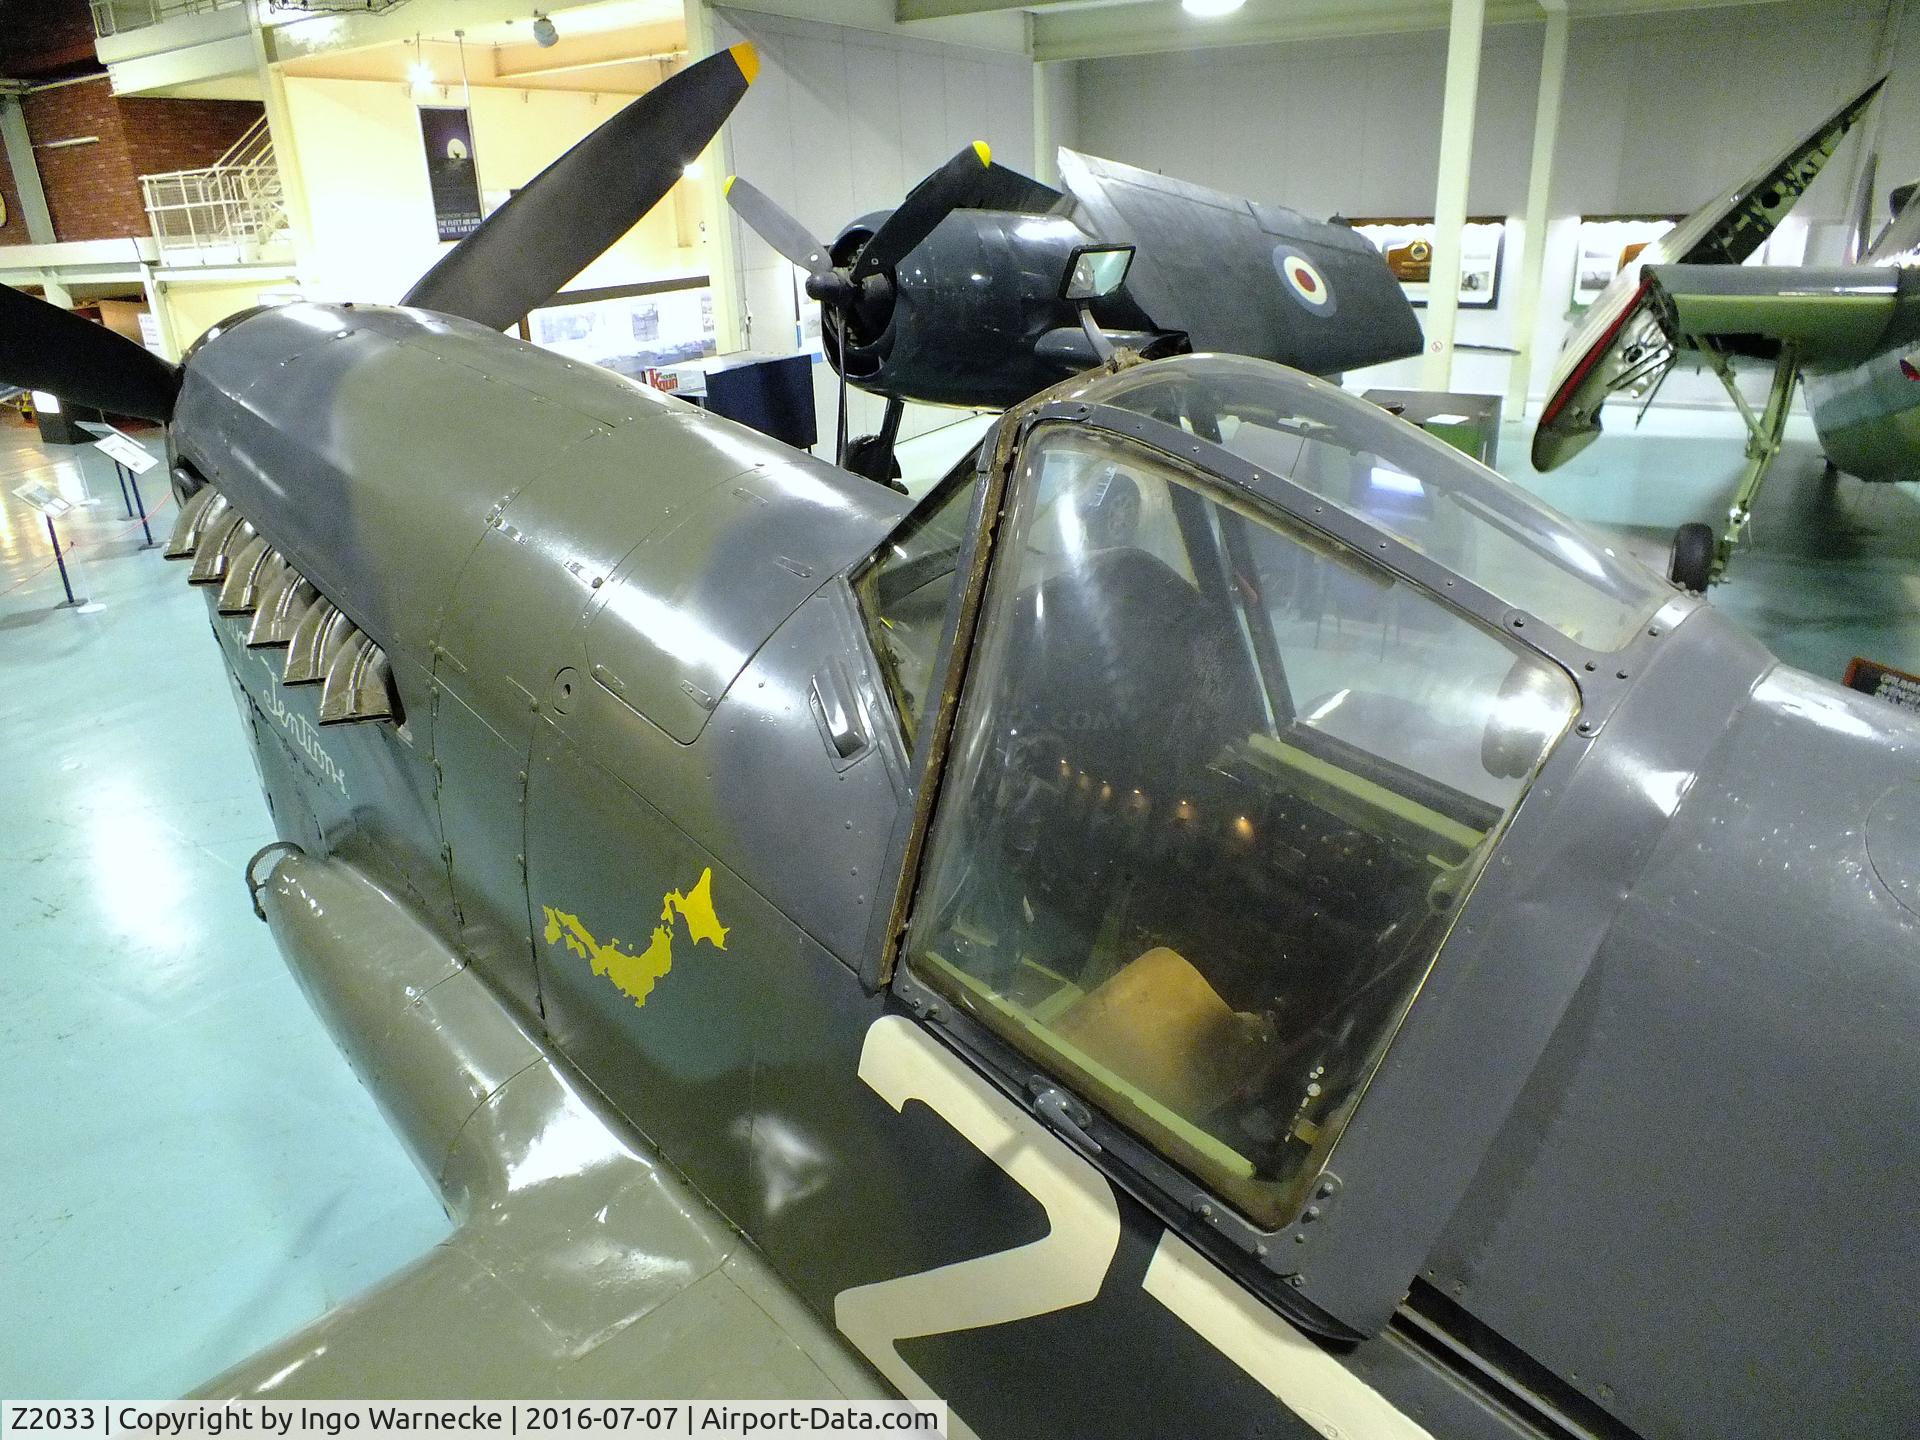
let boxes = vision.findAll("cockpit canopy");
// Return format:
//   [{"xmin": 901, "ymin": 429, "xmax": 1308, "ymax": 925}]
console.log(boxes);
[
  {"xmin": 860, "ymin": 352, "xmax": 1668, "ymax": 1232},
  {"xmin": 1059, "ymin": 354, "xmax": 1666, "ymax": 652}
]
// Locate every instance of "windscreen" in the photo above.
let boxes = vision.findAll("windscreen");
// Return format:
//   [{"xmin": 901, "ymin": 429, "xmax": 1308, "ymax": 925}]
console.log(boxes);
[
  {"xmin": 1077, "ymin": 355, "xmax": 1665, "ymax": 651},
  {"xmin": 901, "ymin": 424, "xmax": 1577, "ymax": 1225}
]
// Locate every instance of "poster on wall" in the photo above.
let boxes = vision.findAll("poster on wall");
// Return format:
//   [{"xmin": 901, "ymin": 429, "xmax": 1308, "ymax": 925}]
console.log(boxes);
[
  {"xmin": 1351, "ymin": 217, "xmax": 1505, "ymax": 308},
  {"xmin": 525, "ymin": 282, "xmax": 716, "ymax": 379},
  {"xmin": 1571, "ymin": 216, "xmax": 1679, "ymax": 307},
  {"xmin": 418, "ymin": 107, "xmax": 484, "ymax": 242},
  {"xmin": 792, "ymin": 264, "xmax": 825, "ymax": 358}
]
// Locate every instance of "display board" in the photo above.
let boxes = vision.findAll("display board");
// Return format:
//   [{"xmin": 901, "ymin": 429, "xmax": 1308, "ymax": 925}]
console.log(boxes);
[
  {"xmin": 524, "ymin": 279, "xmax": 716, "ymax": 379},
  {"xmin": 1571, "ymin": 216, "xmax": 1679, "ymax": 308},
  {"xmin": 792, "ymin": 265, "xmax": 825, "ymax": 358},
  {"xmin": 1844, "ymin": 656, "xmax": 1920, "ymax": 714},
  {"xmin": 13, "ymin": 481, "xmax": 72, "ymax": 518},
  {"xmin": 87, "ymin": 427, "xmax": 159, "ymax": 474},
  {"xmin": 1351, "ymin": 217, "xmax": 1505, "ymax": 308}
]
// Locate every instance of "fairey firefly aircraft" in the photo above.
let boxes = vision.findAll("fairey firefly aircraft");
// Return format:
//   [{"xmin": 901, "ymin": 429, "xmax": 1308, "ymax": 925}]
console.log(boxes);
[
  {"xmin": 719, "ymin": 144, "xmax": 1422, "ymax": 479},
  {"xmin": 1533, "ymin": 76, "xmax": 1920, "ymax": 588},
  {"xmin": 5, "ymin": 40, "xmax": 1919, "ymax": 1440}
]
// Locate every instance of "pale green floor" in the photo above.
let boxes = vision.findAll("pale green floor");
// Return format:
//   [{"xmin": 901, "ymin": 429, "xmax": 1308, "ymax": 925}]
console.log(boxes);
[
  {"xmin": 1511, "ymin": 406, "xmax": 1920, "ymax": 680},
  {"xmin": 0, "ymin": 403, "xmax": 1914, "ymax": 1400},
  {"xmin": 0, "ymin": 424, "xmax": 450, "ymax": 1400}
]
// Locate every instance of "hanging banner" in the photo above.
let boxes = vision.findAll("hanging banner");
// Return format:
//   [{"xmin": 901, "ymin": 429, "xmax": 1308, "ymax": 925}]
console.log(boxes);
[{"xmin": 419, "ymin": 106, "xmax": 484, "ymax": 241}]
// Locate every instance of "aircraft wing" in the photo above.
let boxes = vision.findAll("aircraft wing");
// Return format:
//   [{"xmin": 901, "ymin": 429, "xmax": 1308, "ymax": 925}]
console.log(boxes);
[
  {"xmin": 1644, "ymin": 262, "xmax": 1920, "ymax": 368},
  {"xmin": 1533, "ymin": 75, "xmax": 1886, "ymax": 471},
  {"xmin": 192, "ymin": 854, "xmax": 883, "ymax": 1400},
  {"xmin": 1057, "ymin": 149, "xmax": 1423, "ymax": 375}
]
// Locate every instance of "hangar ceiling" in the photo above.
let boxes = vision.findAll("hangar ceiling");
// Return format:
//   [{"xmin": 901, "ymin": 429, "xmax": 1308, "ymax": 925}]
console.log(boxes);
[{"xmin": 883, "ymin": 0, "xmax": 1803, "ymax": 61}]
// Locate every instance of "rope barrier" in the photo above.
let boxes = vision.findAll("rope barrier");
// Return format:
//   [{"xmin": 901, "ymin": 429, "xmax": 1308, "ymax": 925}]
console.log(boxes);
[{"xmin": 0, "ymin": 488, "xmax": 178, "ymax": 602}]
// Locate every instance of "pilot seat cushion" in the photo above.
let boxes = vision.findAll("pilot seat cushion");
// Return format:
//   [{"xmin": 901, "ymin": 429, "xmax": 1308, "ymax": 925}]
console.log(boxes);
[{"xmin": 1053, "ymin": 946, "xmax": 1270, "ymax": 1120}]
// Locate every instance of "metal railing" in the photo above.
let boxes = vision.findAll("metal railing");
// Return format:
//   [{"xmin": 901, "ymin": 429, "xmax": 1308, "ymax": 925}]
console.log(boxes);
[
  {"xmin": 139, "ymin": 117, "xmax": 290, "ymax": 264},
  {"xmin": 264, "ymin": 1, "xmax": 411, "ymax": 12},
  {"xmin": 89, "ymin": 0, "xmax": 244, "ymax": 39},
  {"xmin": 93, "ymin": 0, "xmax": 410, "ymax": 38}
]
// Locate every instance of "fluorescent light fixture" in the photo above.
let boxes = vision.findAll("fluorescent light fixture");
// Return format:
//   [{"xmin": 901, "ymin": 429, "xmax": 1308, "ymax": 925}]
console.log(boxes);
[
  {"xmin": 1182, "ymin": 0, "xmax": 1247, "ymax": 15},
  {"xmin": 1368, "ymin": 464, "xmax": 1424, "ymax": 497}
]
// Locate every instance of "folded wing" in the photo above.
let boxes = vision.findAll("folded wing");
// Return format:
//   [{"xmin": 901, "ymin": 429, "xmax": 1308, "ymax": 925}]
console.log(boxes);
[{"xmin": 1057, "ymin": 148, "xmax": 1423, "ymax": 375}]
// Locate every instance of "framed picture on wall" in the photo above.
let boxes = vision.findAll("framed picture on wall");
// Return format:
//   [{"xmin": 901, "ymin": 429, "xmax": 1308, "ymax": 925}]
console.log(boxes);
[
  {"xmin": 1350, "ymin": 217, "xmax": 1506, "ymax": 308},
  {"xmin": 1571, "ymin": 216, "xmax": 1681, "ymax": 308},
  {"xmin": 792, "ymin": 263, "xmax": 825, "ymax": 358},
  {"xmin": 521, "ymin": 278, "xmax": 716, "ymax": 379}
]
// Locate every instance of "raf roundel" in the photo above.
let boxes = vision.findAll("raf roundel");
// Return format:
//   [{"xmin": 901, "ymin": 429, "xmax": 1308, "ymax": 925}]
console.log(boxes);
[{"xmin": 1273, "ymin": 245, "xmax": 1338, "ymax": 317}]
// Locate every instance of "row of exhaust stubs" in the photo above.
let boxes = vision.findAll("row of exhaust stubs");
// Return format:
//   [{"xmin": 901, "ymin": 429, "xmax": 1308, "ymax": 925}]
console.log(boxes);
[{"xmin": 165, "ymin": 477, "xmax": 400, "ymax": 728}]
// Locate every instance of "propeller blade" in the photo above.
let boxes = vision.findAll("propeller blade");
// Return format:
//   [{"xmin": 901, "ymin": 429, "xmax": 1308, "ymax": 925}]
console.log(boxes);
[
  {"xmin": 852, "ymin": 141, "xmax": 1047, "ymax": 284},
  {"xmin": 0, "ymin": 285, "xmax": 180, "ymax": 423},
  {"xmin": 401, "ymin": 43, "xmax": 758, "ymax": 331},
  {"xmin": 724, "ymin": 175, "xmax": 835, "ymax": 284}
]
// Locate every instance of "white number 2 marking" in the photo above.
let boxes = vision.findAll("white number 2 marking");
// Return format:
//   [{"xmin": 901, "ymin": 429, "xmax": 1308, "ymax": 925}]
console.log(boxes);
[
  {"xmin": 837, "ymin": 1016, "xmax": 1121, "ymax": 1439},
  {"xmin": 1144, "ymin": 1233, "xmax": 1433, "ymax": 1440},
  {"xmin": 840, "ymin": 1016, "xmax": 1434, "ymax": 1440}
]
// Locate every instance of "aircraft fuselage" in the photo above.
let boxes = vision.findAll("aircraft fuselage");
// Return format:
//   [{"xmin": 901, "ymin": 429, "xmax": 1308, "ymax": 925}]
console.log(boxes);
[{"xmin": 169, "ymin": 304, "xmax": 1920, "ymax": 1438}]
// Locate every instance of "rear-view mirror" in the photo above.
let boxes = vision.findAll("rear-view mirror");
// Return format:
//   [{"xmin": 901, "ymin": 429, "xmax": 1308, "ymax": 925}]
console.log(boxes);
[{"xmin": 1062, "ymin": 245, "xmax": 1135, "ymax": 303}]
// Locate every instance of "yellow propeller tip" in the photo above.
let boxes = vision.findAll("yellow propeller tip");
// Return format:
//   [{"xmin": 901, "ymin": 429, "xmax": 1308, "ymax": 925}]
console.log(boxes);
[
  {"xmin": 972, "ymin": 140, "xmax": 991, "ymax": 167},
  {"xmin": 723, "ymin": 175, "xmax": 737, "ymax": 195},
  {"xmin": 730, "ymin": 42, "xmax": 760, "ymax": 84}
]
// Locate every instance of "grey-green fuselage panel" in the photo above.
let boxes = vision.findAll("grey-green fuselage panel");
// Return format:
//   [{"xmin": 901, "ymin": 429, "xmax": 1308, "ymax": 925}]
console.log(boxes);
[
  {"xmin": 173, "ymin": 305, "xmax": 1920, "ymax": 1438},
  {"xmin": 1803, "ymin": 203, "xmax": 1920, "ymax": 482},
  {"xmin": 1652, "ymin": 258, "xmax": 1920, "ymax": 483}
]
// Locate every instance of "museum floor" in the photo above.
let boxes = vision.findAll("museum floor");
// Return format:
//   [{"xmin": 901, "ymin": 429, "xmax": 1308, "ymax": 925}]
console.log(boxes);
[{"xmin": 3, "ymin": 402, "xmax": 1917, "ymax": 1400}]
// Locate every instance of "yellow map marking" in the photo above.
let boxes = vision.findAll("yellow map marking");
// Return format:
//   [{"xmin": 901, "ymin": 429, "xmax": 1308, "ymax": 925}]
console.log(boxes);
[{"xmin": 541, "ymin": 867, "xmax": 729, "ymax": 1009}]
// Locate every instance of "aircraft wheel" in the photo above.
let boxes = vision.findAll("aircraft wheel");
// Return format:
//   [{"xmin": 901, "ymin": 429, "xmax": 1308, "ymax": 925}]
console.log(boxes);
[
  {"xmin": 845, "ymin": 434, "xmax": 904, "ymax": 489},
  {"xmin": 1669, "ymin": 522, "xmax": 1715, "ymax": 594}
]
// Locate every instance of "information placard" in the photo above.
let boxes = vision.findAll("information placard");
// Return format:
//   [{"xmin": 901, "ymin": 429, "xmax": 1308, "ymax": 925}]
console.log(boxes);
[
  {"xmin": 1843, "ymin": 656, "xmax": 1920, "ymax": 714},
  {"xmin": 93, "ymin": 430, "xmax": 160, "ymax": 474},
  {"xmin": 12, "ymin": 480, "xmax": 73, "ymax": 519}
]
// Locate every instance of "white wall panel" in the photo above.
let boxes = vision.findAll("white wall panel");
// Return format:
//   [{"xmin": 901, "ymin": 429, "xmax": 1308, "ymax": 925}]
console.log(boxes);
[
  {"xmin": 712, "ymin": 6, "xmax": 1036, "ymax": 455},
  {"xmin": 1073, "ymin": 0, "xmax": 1912, "ymax": 411}
]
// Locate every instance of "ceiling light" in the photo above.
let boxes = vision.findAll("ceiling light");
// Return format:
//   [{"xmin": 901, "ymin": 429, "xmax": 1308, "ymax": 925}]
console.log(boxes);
[
  {"xmin": 408, "ymin": 32, "xmax": 431, "ymax": 92},
  {"xmin": 682, "ymin": 161, "xmax": 704, "ymax": 180},
  {"xmin": 532, "ymin": 12, "xmax": 559, "ymax": 46},
  {"xmin": 1181, "ymin": 0, "xmax": 1246, "ymax": 14}
]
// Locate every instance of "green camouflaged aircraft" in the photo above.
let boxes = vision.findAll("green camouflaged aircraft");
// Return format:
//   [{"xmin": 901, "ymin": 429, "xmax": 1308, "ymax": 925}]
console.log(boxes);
[
  {"xmin": 1533, "ymin": 76, "xmax": 1920, "ymax": 587},
  {"xmin": 3, "ymin": 40, "xmax": 1919, "ymax": 1440}
]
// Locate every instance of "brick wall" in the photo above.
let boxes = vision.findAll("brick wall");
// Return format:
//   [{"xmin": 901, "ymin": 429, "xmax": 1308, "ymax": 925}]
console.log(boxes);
[
  {"xmin": 0, "ymin": 1, "xmax": 100, "ymax": 80},
  {"xmin": 0, "ymin": 143, "xmax": 27, "ymax": 246},
  {"xmin": 0, "ymin": 79, "xmax": 263, "ymax": 242},
  {"xmin": 126, "ymin": 96, "xmax": 264, "ymax": 178}
]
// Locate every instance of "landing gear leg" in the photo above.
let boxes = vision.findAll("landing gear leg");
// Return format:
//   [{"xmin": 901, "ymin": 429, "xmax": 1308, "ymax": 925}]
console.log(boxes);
[
  {"xmin": 847, "ymin": 395, "xmax": 907, "ymax": 490},
  {"xmin": 1702, "ymin": 342, "xmax": 1800, "ymax": 583}
]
